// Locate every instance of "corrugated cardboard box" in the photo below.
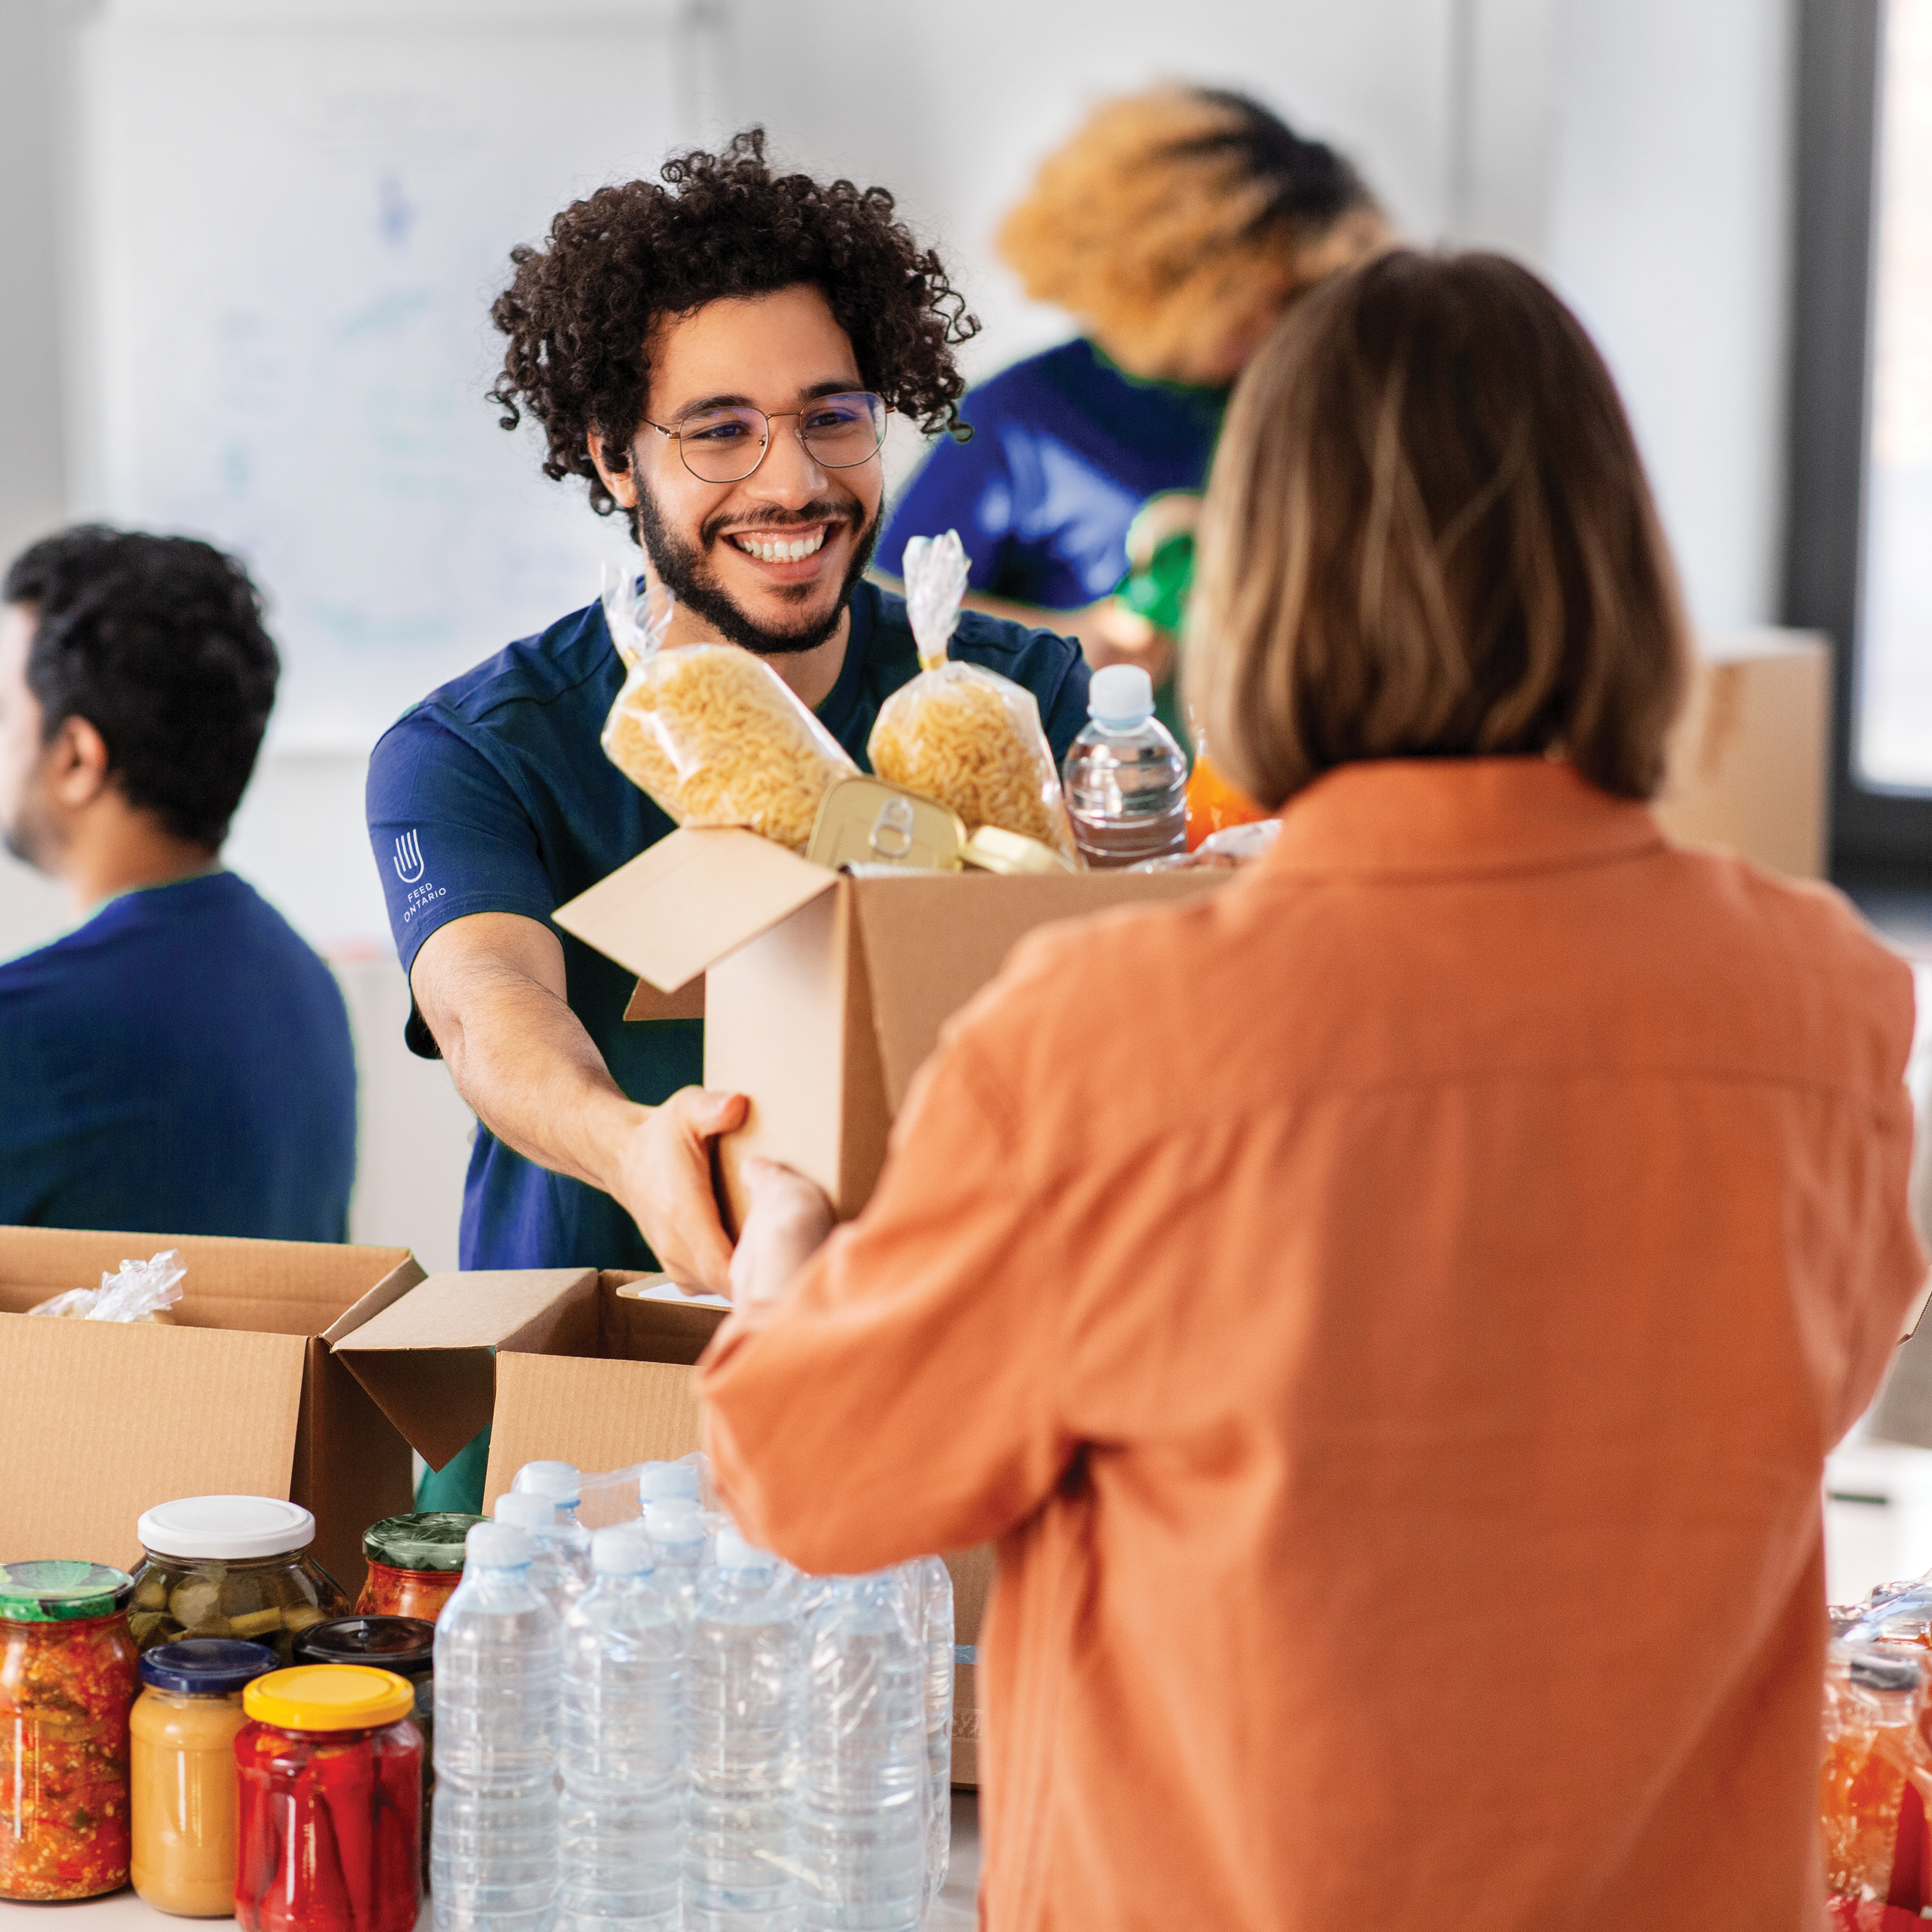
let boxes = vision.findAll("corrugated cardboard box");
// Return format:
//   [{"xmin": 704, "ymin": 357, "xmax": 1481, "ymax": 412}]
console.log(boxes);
[
  {"xmin": 335, "ymin": 1267, "xmax": 997, "ymax": 1782},
  {"xmin": 0, "ymin": 1227, "xmax": 423, "ymax": 1588},
  {"xmin": 1655, "ymin": 629, "xmax": 1831, "ymax": 879},
  {"xmin": 554, "ymin": 826, "xmax": 1225, "ymax": 1225}
]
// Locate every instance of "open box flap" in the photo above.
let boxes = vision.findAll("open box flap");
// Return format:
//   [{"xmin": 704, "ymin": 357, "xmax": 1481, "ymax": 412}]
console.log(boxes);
[
  {"xmin": 850, "ymin": 870, "xmax": 1229, "ymax": 1110},
  {"xmin": 332, "ymin": 1268, "xmax": 598, "ymax": 1471},
  {"xmin": 555, "ymin": 826, "xmax": 837, "ymax": 993}
]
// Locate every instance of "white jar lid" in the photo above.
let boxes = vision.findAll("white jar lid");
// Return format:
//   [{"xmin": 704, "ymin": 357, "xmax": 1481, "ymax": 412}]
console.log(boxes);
[{"xmin": 137, "ymin": 1496, "xmax": 316, "ymax": 1560}]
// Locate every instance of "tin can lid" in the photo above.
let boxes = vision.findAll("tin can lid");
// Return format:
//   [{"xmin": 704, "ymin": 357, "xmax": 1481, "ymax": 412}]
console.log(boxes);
[
  {"xmin": 138, "ymin": 1496, "xmax": 315, "ymax": 1560},
  {"xmin": 362, "ymin": 1512, "xmax": 481, "ymax": 1572},
  {"xmin": 140, "ymin": 1638, "xmax": 281, "ymax": 1695},
  {"xmin": 245, "ymin": 1664, "xmax": 415, "ymax": 1732},
  {"xmin": 293, "ymin": 1617, "xmax": 435, "ymax": 1675},
  {"xmin": 807, "ymin": 775, "xmax": 965, "ymax": 872},
  {"xmin": 0, "ymin": 1560, "xmax": 135, "ymax": 1623}
]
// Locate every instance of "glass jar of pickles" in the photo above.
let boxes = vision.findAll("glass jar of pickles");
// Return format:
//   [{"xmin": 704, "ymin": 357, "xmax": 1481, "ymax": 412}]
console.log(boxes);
[
  {"xmin": 130, "ymin": 1639, "xmax": 280, "ymax": 1915},
  {"xmin": 234, "ymin": 1665, "xmax": 422, "ymax": 1932},
  {"xmin": 131, "ymin": 1497, "xmax": 351, "ymax": 1665},
  {"xmin": 355, "ymin": 1513, "xmax": 480, "ymax": 1623},
  {"xmin": 0, "ymin": 1561, "xmax": 140, "ymax": 1901}
]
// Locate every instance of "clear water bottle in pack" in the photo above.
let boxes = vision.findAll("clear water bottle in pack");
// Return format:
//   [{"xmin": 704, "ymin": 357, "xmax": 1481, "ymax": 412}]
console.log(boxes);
[
  {"xmin": 516, "ymin": 1463, "xmax": 597, "ymax": 1584},
  {"xmin": 558, "ymin": 1526, "xmax": 685, "ymax": 1932},
  {"xmin": 685, "ymin": 1529, "xmax": 804, "ymax": 1932},
  {"xmin": 432, "ymin": 1522, "xmax": 561, "ymax": 1932},
  {"xmin": 1062, "ymin": 662, "xmax": 1190, "ymax": 868},
  {"xmin": 914, "ymin": 1558, "xmax": 954, "ymax": 1911},
  {"xmin": 643, "ymin": 1499, "xmax": 707, "ymax": 1624},
  {"xmin": 799, "ymin": 1573, "xmax": 925, "ymax": 1932},
  {"xmin": 496, "ymin": 1492, "xmax": 588, "ymax": 1624},
  {"xmin": 637, "ymin": 1461, "xmax": 703, "ymax": 1508}
]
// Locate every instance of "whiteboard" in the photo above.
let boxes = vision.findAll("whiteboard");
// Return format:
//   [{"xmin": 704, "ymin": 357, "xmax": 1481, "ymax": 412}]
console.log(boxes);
[{"xmin": 75, "ymin": 0, "xmax": 690, "ymax": 751}]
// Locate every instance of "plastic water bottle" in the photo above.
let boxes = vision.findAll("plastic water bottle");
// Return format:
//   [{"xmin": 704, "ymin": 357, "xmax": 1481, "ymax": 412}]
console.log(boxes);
[
  {"xmin": 1062, "ymin": 662, "xmax": 1189, "ymax": 867},
  {"xmin": 914, "ymin": 1559, "xmax": 954, "ymax": 1911},
  {"xmin": 643, "ymin": 1499, "xmax": 707, "ymax": 1625},
  {"xmin": 497, "ymin": 1492, "xmax": 591, "ymax": 1623},
  {"xmin": 638, "ymin": 1461, "xmax": 702, "ymax": 1508},
  {"xmin": 432, "ymin": 1522, "xmax": 561, "ymax": 1932},
  {"xmin": 685, "ymin": 1530, "xmax": 804, "ymax": 1932},
  {"xmin": 516, "ymin": 1463, "xmax": 598, "ymax": 1584},
  {"xmin": 799, "ymin": 1574, "xmax": 924, "ymax": 1932},
  {"xmin": 559, "ymin": 1527, "xmax": 685, "ymax": 1932}
]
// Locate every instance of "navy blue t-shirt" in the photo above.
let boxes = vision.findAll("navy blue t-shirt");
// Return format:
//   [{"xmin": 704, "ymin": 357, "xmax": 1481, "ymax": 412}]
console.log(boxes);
[
  {"xmin": 0, "ymin": 871, "xmax": 357, "ymax": 1238},
  {"xmin": 881, "ymin": 336, "xmax": 1225, "ymax": 610},
  {"xmin": 365, "ymin": 578, "xmax": 1089, "ymax": 1273}
]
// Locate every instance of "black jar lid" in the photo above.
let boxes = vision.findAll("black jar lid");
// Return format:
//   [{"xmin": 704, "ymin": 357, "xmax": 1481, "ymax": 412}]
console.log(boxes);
[{"xmin": 292, "ymin": 1615, "xmax": 435, "ymax": 1676}]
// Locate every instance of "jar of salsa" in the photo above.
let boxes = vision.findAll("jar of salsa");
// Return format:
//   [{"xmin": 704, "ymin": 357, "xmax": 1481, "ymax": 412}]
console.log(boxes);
[
  {"xmin": 0, "ymin": 1559, "xmax": 140, "ymax": 1901},
  {"xmin": 355, "ymin": 1513, "xmax": 479, "ymax": 1624},
  {"xmin": 234, "ymin": 1665, "xmax": 422, "ymax": 1932},
  {"xmin": 131, "ymin": 1639, "xmax": 280, "ymax": 1916},
  {"xmin": 131, "ymin": 1497, "xmax": 351, "ymax": 1664}
]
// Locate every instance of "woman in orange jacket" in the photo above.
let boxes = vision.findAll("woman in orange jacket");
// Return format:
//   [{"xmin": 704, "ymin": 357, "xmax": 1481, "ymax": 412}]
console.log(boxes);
[{"xmin": 697, "ymin": 251, "xmax": 1928, "ymax": 1932}]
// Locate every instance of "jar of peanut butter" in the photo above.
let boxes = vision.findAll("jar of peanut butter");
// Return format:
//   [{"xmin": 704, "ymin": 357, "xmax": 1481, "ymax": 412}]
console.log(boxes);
[{"xmin": 130, "ymin": 1638, "xmax": 279, "ymax": 1915}]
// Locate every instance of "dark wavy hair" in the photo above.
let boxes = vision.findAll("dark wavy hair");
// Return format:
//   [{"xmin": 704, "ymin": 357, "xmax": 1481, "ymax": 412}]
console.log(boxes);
[
  {"xmin": 490, "ymin": 128, "xmax": 979, "ymax": 518},
  {"xmin": 4, "ymin": 526, "xmax": 279, "ymax": 847}
]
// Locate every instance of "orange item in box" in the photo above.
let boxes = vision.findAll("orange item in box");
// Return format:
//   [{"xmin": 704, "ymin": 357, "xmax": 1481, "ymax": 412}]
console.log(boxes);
[
  {"xmin": 1183, "ymin": 753, "xmax": 1270, "ymax": 850},
  {"xmin": 1823, "ymin": 1643, "xmax": 1932, "ymax": 1912}
]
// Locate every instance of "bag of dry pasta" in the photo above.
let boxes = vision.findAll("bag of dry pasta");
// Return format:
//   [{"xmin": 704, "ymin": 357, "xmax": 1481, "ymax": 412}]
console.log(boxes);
[
  {"xmin": 599, "ymin": 567, "xmax": 857, "ymax": 853},
  {"xmin": 869, "ymin": 532, "xmax": 1077, "ymax": 859}
]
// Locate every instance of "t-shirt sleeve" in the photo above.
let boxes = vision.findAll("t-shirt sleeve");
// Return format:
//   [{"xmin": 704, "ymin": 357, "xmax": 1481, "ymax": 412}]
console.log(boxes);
[
  {"xmin": 365, "ymin": 710, "xmax": 559, "ymax": 984},
  {"xmin": 881, "ymin": 429, "xmax": 1020, "ymax": 594}
]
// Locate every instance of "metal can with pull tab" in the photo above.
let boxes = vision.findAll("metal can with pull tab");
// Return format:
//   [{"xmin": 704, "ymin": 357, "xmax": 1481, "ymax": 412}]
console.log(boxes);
[{"xmin": 807, "ymin": 775, "xmax": 966, "ymax": 872}]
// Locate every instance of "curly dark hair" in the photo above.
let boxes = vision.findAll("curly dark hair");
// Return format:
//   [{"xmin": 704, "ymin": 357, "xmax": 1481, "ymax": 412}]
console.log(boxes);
[
  {"xmin": 489, "ymin": 128, "xmax": 979, "ymax": 517},
  {"xmin": 4, "ymin": 526, "xmax": 278, "ymax": 847}
]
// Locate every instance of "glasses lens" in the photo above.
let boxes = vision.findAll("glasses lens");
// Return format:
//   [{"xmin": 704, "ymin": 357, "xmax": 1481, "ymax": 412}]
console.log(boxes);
[
  {"xmin": 678, "ymin": 407, "xmax": 769, "ymax": 482},
  {"xmin": 799, "ymin": 393, "xmax": 886, "ymax": 468}
]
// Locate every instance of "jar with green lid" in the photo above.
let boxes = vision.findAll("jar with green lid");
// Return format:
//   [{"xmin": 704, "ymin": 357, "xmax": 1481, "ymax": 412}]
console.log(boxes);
[
  {"xmin": 130, "ymin": 1496, "xmax": 351, "ymax": 1664},
  {"xmin": 0, "ymin": 1560, "xmax": 140, "ymax": 1900},
  {"xmin": 355, "ymin": 1513, "xmax": 481, "ymax": 1624}
]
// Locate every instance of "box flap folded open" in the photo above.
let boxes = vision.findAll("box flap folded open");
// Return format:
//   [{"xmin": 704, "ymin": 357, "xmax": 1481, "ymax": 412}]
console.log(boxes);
[
  {"xmin": 332, "ymin": 1268, "xmax": 598, "ymax": 1472},
  {"xmin": 555, "ymin": 826, "xmax": 836, "ymax": 993}
]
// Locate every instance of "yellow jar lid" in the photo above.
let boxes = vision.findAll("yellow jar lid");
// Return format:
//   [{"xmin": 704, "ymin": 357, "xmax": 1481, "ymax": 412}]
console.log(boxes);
[{"xmin": 244, "ymin": 1665, "xmax": 414, "ymax": 1731}]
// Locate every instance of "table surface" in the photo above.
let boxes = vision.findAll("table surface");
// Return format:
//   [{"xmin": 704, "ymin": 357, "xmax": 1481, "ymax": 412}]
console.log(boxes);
[{"xmin": 0, "ymin": 1791, "xmax": 983, "ymax": 1930}]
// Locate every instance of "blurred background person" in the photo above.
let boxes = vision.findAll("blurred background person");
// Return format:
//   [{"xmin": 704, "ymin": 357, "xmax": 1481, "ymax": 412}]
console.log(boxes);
[
  {"xmin": 705, "ymin": 252, "xmax": 1926, "ymax": 1931},
  {"xmin": 0, "ymin": 527, "xmax": 356, "ymax": 1238},
  {"xmin": 881, "ymin": 82, "xmax": 1390, "ymax": 739}
]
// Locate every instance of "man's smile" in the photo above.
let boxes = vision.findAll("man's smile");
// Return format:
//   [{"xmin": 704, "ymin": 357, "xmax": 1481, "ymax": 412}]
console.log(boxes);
[{"xmin": 720, "ymin": 521, "xmax": 839, "ymax": 574}]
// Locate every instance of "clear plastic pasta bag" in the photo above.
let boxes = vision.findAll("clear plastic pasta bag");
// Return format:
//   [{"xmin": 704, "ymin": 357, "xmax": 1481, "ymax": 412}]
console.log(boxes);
[
  {"xmin": 869, "ymin": 532, "xmax": 1077, "ymax": 859},
  {"xmin": 600, "ymin": 565, "xmax": 857, "ymax": 853},
  {"xmin": 29, "ymin": 1248, "xmax": 185, "ymax": 1323}
]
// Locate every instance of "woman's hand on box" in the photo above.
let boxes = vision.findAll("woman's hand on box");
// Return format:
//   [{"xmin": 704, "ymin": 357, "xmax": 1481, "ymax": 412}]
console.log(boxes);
[
  {"xmin": 609, "ymin": 1086, "xmax": 750, "ymax": 1293},
  {"xmin": 729, "ymin": 1157, "xmax": 836, "ymax": 1309}
]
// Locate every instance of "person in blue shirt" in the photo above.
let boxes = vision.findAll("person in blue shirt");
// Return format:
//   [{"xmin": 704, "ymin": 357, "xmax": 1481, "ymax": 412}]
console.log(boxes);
[
  {"xmin": 366, "ymin": 130, "xmax": 1088, "ymax": 1386},
  {"xmin": 0, "ymin": 526, "xmax": 356, "ymax": 1238},
  {"xmin": 883, "ymin": 86, "xmax": 1390, "ymax": 701}
]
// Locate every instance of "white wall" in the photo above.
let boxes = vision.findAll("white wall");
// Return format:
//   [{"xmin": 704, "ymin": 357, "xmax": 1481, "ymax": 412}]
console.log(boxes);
[{"xmin": 0, "ymin": 0, "xmax": 1802, "ymax": 1266}]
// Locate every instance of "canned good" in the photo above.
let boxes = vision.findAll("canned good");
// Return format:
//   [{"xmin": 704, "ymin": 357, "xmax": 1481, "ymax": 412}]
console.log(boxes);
[
  {"xmin": 807, "ymin": 775, "xmax": 965, "ymax": 872},
  {"xmin": 959, "ymin": 824, "xmax": 1079, "ymax": 875},
  {"xmin": 0, "ymin": 1561, "xmax": 140, "ymax": 1900}
]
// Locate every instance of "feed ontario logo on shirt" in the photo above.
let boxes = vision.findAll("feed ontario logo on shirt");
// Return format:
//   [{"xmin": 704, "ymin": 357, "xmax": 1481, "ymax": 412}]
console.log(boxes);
[{"xmin": 394, "ymin": 830, "xmax": 446, "ymax": 923}]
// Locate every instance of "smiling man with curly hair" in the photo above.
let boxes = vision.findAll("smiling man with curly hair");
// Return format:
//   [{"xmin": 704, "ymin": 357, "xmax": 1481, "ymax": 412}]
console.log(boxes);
[{"xmin": 366, "ymin": 134, "xmax": 1089, "ymax": 1500}]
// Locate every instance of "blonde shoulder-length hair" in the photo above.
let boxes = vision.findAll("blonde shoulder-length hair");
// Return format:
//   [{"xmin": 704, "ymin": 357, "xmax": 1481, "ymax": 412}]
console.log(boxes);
[{"xmin": 1189, "ymin": 250, "xmax": 1691, "ymax": 807}]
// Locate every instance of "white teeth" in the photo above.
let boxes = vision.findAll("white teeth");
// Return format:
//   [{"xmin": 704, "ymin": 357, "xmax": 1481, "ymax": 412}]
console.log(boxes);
[{"xmin": 734, "ymin": 528, "xmax": 827, "ymax": 563}]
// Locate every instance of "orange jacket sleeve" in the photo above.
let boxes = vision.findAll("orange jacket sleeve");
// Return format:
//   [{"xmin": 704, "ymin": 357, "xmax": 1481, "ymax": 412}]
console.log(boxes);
[{"xmin": 698, "ymin": 1028, "xmax": 1074, "ymax": 1575}]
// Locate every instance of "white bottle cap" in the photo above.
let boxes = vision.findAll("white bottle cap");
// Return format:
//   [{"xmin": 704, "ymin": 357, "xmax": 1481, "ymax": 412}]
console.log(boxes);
[
  {"xmin": 494, "ymin": 1492, "xmax": 556, "ymax": 1532},
  {"xmin": 465, "ymin": 1522, "xmax": 534, "ymax": 1569},
  {"xmin": 137, "ymin": 1496, "xmax": 316, "ymax": 1561},
  {"xmin": 713, "ymin": 1528, "xmax": 776, "ymax": 1572},
  {"xmin": 643, "ymin": 1499, "xmax": 706, "ymax": 1546},
  {"xmin": 637, "ymin": 1462, "xmax": 701, "ymax": 1504},
  {"xmin": 1089, "ymin": 663, "xmax": 1156, "ymax": 729},
  {"xmin": 591, "ymin": 1526, "xmax": 653, "ymax": 1576},
  {"xmin": 513, "ymin": 1461, "xmax": 582, "ymax": 1507}
]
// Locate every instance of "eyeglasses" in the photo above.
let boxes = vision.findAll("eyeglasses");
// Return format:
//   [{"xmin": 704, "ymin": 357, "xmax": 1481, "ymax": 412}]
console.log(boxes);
[{"xmin": 643, "ymin": 391, "xmax": 889, "ymax": 484}]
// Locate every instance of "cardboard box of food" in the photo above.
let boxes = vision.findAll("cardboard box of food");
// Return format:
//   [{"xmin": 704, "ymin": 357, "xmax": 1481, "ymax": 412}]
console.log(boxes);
[
  {"xmin": 0, "ymin": 1226, "xmax": 423, "ymax": 1590},
  {"xmin": 334, "ymin": 1265, "xmax": 998, "ymax": 1782},
  {"xmin": 553, "ymin": 826, "xmax": 1226, "ymax": 1226},
  {"xmin": 1655, "ymin": 629, "xmax": 1831, "ymax": 879}
]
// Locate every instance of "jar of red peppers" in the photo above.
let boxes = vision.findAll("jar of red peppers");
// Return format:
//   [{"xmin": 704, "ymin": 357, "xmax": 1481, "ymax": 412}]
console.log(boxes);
[
  {"xmin": 355, "ymin": 1513, "xmax": 480, "ymax": 1624},
  {"xmin": 234, "ymin": 1665, "xmax": 422, "ymax": 1932},
  {"xmin": 0, "ymin": 1559, "xmax": 140, "ymax": 1901}
]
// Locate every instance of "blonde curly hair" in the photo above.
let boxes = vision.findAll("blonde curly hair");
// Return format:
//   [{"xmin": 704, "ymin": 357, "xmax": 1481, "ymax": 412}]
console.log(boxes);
[{"xmin": 997, "ymin": 87, "xmax": 1390, "ymax": 386}]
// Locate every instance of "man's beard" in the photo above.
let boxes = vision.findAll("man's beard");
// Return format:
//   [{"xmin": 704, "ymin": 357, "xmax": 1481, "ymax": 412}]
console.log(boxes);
[{"xmin": 632, "ymin": 478, "xmax": 879, "ymax": 658}]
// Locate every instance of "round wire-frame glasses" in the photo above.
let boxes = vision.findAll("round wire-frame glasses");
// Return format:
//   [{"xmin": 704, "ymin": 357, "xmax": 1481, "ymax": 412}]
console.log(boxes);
[{"xmin": 644, "ymin": 391, "xmax": 889, "ymax": 484}]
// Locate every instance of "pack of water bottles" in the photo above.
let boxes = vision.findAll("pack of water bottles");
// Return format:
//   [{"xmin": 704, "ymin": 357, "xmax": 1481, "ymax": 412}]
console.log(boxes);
[{"xmin": 429, "ymin": 1457, "xmax": 954, "ymax": 1932}]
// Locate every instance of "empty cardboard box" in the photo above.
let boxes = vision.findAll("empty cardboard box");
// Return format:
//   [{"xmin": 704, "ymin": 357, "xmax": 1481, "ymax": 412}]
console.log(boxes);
[
  {"xmin": 554, "ymin": 827, "xmax": 1225, "ymax": 1225},
  {"xmin": 0, "ymin": 1226, "xmax": 424, "ymax": 1588}
]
